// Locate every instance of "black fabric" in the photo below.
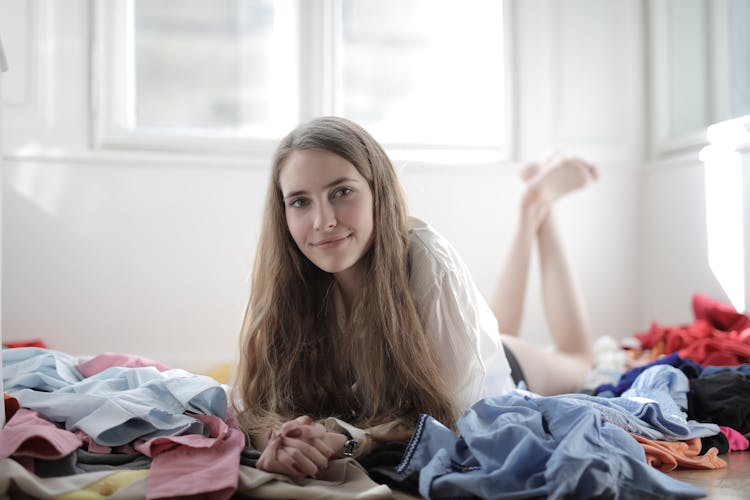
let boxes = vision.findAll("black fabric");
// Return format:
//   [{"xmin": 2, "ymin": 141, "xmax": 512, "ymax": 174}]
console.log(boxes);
[
  {"xmin": 699, "ymin": 431, "xmax": 729, "ymax": 455},
  {"xmin": 239, "ymin": 445, "xmax": 261, "ymax": 467},
  {"xmin": 357, "ymin": 442, "xmax": 420, "ymax": 496},
  {"xmin": 502, "ymin": 342, "xmax": 527, "ymax": 387},
  {"xmin": 687, "ymin": 371, "xmax": 750, "ymax": 434}
]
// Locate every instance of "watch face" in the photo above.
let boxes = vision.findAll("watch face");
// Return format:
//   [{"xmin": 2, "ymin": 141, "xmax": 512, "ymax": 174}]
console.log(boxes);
[{"xmin": 343, "ymin": 438, "xmax": 358, "ymax": 457}]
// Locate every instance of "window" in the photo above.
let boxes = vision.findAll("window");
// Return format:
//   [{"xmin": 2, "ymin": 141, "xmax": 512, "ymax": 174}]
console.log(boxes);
[
  {"xmin": 133, "ymin": 0, "xmax": 296, "ymax": 137},
  {"xmin": 95, "ymin": 0, "xmax": 510, "ymax": 160},
  {"xmin": 650, "ymin": 0, "xmax": 750, "ymax": 156}
]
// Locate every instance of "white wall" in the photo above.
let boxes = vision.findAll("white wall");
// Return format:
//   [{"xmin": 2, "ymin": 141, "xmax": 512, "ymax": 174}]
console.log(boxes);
[
  {"xmin": 641, "ymin": 146, "xmax": 750, "ymax": 325},
  {"xmin": 1, "ymin": 30, "xmax": 8, "ymax": 428},
  {"xmin": 1, "ymin": 0, "xmax": 651, "ymax": 372},
  {"xmin": 640, "ymin": 156, "xmax": 719, "ymax": 324}
]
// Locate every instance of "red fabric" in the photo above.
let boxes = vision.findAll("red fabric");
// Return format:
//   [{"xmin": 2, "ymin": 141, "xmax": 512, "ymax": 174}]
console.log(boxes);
[
  {"xmin": 693, "ymin": 292, "xmax": 750, "ymax": 332},
  {"xmin": 635, "ymin": 293, "xmax": 750, "ymax": 365},
  {"xmin": 2, "ymin": 339, "xmax": 48, "ymax": 349},
  {"xmin": 4, "ymin": 394, "xmax": 21, "ymax": 421}
]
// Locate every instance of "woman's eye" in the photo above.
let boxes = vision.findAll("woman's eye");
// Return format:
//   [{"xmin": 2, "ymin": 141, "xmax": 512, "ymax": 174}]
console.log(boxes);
[
  {"xmin": 332, "ymin": 187, "xmax": 352, "ymax": 199},
  {"xmin": 289, "ymin": 198, "xmax": 308, "ymax": 208}
]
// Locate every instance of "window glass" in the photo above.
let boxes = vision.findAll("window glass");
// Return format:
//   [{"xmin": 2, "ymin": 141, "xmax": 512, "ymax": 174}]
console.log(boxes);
[
  {"xmin": 667, "ymin": 0, "xmax": 706, "ymax": 137},
  {"xmin": 120, "ymin": 0, "xmax": 508, "ymax": 153},
  {"xmin": 726, "ymin": 0, "xmax": 750, "ymax": 120},
  {"xmin": 134, "ymin": 0, "xmax": 298, "ymax": 136},
  {"xmin": 340, "ymin": 0, "xmax": 505, "ymax": 148}
]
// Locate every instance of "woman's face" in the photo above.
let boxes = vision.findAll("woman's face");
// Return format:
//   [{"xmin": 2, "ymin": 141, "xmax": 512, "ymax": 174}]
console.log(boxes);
[{"xmin": 279, "ymin": 149, "xmax": 375, "ymax": 281}]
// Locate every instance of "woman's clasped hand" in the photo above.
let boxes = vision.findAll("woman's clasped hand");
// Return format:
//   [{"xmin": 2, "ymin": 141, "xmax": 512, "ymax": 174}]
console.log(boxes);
[{"xmin": 256, "ymin": 415, "xmax": 347, "ymax": 479}]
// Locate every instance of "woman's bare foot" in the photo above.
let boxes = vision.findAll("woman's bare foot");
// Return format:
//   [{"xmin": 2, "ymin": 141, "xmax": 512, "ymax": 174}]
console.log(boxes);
[
  {"xmin": 520, "ymin": 156, "xmax": 598, "ymax": 230},
  {"xmin": 519, "ymin": 162, "xmax": 541, "ymax": 182}
]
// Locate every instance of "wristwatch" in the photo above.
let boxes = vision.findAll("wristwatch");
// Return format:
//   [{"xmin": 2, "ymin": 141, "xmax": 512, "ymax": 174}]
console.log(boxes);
[{"xmin": 340, "ymin": 428, "xmax": 358, "ymax": 457}]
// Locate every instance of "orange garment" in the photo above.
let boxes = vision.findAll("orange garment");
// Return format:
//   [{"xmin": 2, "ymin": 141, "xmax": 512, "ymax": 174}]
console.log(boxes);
[{"xmin": 630, "ymin": 434, "xmax": 727, "ymax": 472}]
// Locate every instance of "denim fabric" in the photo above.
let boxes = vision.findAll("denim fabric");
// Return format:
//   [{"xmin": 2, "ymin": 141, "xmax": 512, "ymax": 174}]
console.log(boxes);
[
  {"xmin": 561, "ymin": 366, "xmax": 719, "ymax": 441},
  {"xmin": 398, "ymin": 392, "xmax": 706, "ymax": 499},
  {"xmin": 3, "ymin": 348, "xmax": 227, "ymax": 446}
]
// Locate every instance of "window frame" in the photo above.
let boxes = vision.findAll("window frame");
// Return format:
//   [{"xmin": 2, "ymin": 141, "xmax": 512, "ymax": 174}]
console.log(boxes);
[
  {"xmin": 648, "ymin": 0, "xmax": 748, "ymax": 159},
  {"xmin": 92, "ymin": 0, "xmax": 515, "ymax": 164}
]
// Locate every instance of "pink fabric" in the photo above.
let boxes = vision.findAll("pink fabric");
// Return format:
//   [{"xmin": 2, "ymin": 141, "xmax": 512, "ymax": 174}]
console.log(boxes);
[
  {"xmin": 0, "ymin": 408, "xmax": 82, "ymax": 460},
  {"xmin": 75, "ymin": 352, "xmax": 172, "ymax": 377},
  {"xmin": 135, "ymin": 414, "xmax": 245, "ymax": 500},
  {"xmin": 720, "ymin": 426, "xmax": 750, "ymax": 451},
  {"xmin": 74, "ymin": 430, "xmax": 113, "ymax": 454}
]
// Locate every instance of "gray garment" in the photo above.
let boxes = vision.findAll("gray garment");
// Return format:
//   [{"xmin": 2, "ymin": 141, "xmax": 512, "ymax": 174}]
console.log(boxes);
[{"xmin": 34, "ymin": 449, "xmax": 151, "ymax": 478}]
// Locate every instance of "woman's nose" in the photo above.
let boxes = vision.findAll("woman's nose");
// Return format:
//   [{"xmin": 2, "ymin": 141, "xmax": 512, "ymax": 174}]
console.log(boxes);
[{"xmin": 314, "ymin": 203, "xmax": 337, "ymax": 231}]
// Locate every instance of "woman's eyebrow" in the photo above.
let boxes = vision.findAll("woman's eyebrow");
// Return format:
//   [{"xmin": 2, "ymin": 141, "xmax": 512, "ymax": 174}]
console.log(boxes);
[{"xmin": 284, "ymin": 177, "xmax": 359, "ymax": 199}]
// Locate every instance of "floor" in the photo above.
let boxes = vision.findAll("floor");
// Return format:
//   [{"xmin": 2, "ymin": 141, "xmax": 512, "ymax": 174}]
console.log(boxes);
[{"xmin": 668, "ymin": 452, "xmax": 750, "ymax": 499}]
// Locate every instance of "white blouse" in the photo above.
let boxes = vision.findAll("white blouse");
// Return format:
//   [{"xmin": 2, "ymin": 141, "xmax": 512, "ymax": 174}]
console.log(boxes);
[{"xmin": 408, "ymin": 217, "xmax": 515, "ymax": 413}]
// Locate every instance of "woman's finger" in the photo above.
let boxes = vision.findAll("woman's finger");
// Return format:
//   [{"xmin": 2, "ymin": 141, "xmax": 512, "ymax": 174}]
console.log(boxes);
[
  {"xmin": 277, "ymin": 445, "xmax": 317, "ymax": 478},
  {"xmin": 280, "ymin": 415, "xmax": 315, "ymax": 436},
  {"xmin": 311, "ymin": 437, "xmax": 336, "ymax": 459},
  {"xmin": 256, "ymin": 435, "xmax": 281, "ymax": 471},
  {"xmin": 295, "ymin": 415, "xmax": 314, "ymax": 425},
  {"xmin": 258, "ymin": 436, "xmax": 310, "ymax": 478},
  {"xmin": 284, "ymin": 422, "xmax": 325, "ymax": 440},
  {"xmin": 282, "ymin": 422, "xmax": 336, "ymax": 456},
  {"xmin": 322, "ymin": 431, "xmax": 348, "ymax": 457},
  {"xmin": 280, "ymin": 436, "xmax": 329, "ymax": 472}
]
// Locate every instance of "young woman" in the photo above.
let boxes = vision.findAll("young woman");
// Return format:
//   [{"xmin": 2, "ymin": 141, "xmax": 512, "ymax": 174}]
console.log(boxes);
[{"xmin": 232, "ymin": 116, "xmax": 596, "ymax": 478}]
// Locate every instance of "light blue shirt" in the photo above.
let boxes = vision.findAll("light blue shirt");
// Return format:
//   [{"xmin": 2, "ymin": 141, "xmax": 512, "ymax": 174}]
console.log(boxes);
[{"xmin": 3, "ymin": 348, "xmax": 227, "ymax": 446}]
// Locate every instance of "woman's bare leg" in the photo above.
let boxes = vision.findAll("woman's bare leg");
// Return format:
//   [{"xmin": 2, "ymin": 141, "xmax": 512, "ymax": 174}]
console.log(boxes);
[
  {"xmin": 492, "ymin": 156, "xmax": 597, "ymax": 395},
  {"xmin": 488, "ymin": 163, "xmax": 540, "ymax": 335}
]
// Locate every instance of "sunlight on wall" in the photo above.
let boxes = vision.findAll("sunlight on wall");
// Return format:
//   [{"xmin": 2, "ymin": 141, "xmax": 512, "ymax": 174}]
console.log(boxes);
[{"xmin": 700, "ymin": 115, "xmax": 749, "ymax": 313}]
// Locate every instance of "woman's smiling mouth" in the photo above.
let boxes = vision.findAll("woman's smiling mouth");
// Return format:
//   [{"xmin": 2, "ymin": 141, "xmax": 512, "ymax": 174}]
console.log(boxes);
[{"xmin": 313, "ymin": 234, "xmax": 350, "ymax": 248}]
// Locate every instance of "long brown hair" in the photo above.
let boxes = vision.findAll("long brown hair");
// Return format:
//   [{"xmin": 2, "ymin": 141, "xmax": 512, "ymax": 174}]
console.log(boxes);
[{"xmin": 232, "ymin": 117, "xmax": 456, "ymax": 439}]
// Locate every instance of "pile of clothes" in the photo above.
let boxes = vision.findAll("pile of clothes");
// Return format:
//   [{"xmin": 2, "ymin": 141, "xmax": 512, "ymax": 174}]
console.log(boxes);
[
  {"xmin": 396, "ymin": 292, "xmax": 750, "ymax": 499},
  {"xmin": 1, "ymin": 349, "xmax": 392, "ymax": 499}
]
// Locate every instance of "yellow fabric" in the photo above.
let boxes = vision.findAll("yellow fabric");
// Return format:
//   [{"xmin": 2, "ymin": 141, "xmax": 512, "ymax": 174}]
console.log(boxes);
[
  {"xmin": 203, "ymin": 362, "xmax": 233, "ymax": 384},
  {"xmin": 56, "ymin": 470, "xmax": 148, "ymax": 500}
]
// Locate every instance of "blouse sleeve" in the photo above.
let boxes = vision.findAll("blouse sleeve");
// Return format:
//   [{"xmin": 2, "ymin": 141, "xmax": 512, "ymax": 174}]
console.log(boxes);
[{"xmin": 409, "ymin": 222, "xmax": 514, "ymax": 413}]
